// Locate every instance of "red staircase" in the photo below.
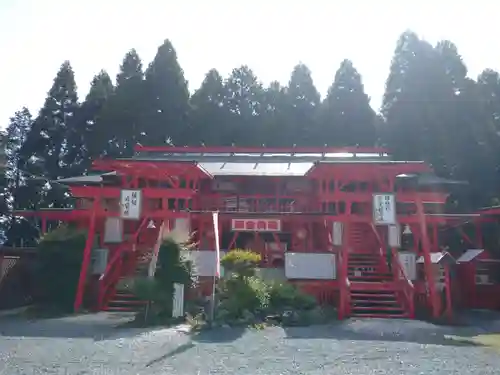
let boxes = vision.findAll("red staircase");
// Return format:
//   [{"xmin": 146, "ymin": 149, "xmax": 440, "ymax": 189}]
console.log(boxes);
[
  {"xmin": 103, "ymin": 255, "xmax": 150, "ymax": 312},
  {"xmin": 348, "ymin": 252, "xmax": 408, "ymax": 318},
  {"xmin": 97, "ymin": 218, "xmax": 159, "ymax": 311},
  {"xmin": 346, "ymin": 225, "xmax": 413, "ymax": 319}
]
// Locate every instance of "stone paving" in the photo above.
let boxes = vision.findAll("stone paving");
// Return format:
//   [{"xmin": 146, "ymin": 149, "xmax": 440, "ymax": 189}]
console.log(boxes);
[{"xmin": 0, "ymin": 312, "xmax": 500, "ymax": 374}]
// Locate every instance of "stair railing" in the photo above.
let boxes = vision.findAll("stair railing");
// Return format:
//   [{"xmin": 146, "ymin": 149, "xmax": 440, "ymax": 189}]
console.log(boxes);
[
  {"xmin": 369, "ymin": 222, "xmax": 414, "ymax": 317},
  {"xmin": 97, "ymin": 217, "xmax": 149, "ymax": 309},
  {"xmin": 391, "ymin": 249, "xmax": 415, "ymax": 318},
  {"xmin": 338, "ymin": 227, "xmax": 351, "ymax": 319}
]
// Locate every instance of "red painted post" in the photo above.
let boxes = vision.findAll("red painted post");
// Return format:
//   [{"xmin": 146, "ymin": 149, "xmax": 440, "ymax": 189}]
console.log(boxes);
[
  {"xmin": 74, "ymin": 201, "xmax": 98, "ymax": 312},
  {"xmin": 444, "ymin": 263, "xmax": 453, "ymax": 321},
  {"xmin": 415, "ymin": 199, "xmax": 439, "ymax": 318}
]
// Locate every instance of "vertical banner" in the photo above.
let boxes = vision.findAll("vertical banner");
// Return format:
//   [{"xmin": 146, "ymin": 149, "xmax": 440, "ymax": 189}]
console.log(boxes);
[
  {"xmin": 148, "ymin": 221, "xmax": 165, "ymax": 278},
  {"xmin": 120, "ymin": 190, "xmax": 142, "ymax": 220},
  {"xmin": 373, "ymin": 193, "xmax": 396, "ymax": 225},
  {"xmin": 213, "ymin": 212, "xmax": 221, "ymax": 278},
  {"xmin": 332, "ymin": 221, "xmax": 343, "ymax": 246},
  {"xmin": 210, "ymin": 211, "xmax": 221, "ymax": 324}
]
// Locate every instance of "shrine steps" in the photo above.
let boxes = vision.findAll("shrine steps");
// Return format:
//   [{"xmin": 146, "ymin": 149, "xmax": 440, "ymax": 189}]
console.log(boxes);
[
  {"xmin": 350, "ymin": 290, "xmax": 408, "ymax": 318},
  {"xmin": 347, "ymin": 252, "xmax": 409, "ymax": 319},
  {"xmin": 104, "ymin": 291, "xmax": 148, "ymax": 312}
]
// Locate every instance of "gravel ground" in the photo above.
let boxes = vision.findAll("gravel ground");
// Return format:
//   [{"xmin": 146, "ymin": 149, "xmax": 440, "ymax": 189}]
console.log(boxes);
[{"xmin": 0, "ymin": 312, "xmax": 500, "ymax": 375}]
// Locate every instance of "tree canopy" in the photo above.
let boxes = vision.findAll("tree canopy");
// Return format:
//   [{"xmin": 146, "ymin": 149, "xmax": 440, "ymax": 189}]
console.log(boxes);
[{"xmin": 3, "ymin": 30, "xmax": 500, "ymax": 242}]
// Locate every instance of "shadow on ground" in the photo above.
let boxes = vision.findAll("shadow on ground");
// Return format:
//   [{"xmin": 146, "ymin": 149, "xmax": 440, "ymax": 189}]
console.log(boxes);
[
  {"xmin": 191, "ymin": 326, "xmax": 246, "ymax": 343},
  {"xmin": 282, "ymin": 312, "xmax": 500, "ymax": 347},
  {"xmin": 0, "ymin": 312, "xmax": 156, "ymax": 340}
]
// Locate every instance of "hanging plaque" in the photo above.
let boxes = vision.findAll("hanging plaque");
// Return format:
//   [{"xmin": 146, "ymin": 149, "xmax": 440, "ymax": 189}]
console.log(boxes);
[
  {"xmin": 373, "ymin": 194, "xmax": 396, "ymax": 225},
  {"xmin": 120, "ymin": 189, "xmax": 142, "ymax": 220}
]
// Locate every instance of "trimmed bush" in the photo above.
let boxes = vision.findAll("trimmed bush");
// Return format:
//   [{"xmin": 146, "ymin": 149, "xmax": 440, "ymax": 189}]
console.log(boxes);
[
  {"xmin": 268, "ymin": 282, "xmax": 317, "ymax": 312},
  {"xmin": 35, "ymin": 225, "xmax": 87, "ymax": 312},
  {"xmin": 221, "ymin": 249, "xmax": 261, "ymax": 278}
]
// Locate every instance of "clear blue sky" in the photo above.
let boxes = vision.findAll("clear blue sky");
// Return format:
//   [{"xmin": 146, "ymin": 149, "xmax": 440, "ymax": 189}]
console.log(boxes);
[{"xmin": 1, "ymin": 0, "xmax": 499, "ymax": 128}]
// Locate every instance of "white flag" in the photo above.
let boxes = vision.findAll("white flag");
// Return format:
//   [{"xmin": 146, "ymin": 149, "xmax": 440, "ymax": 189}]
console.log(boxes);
[
  {"xmin": 148, "ymin": 221, "xmax": 165, "ymax": 278},
  {"xmin": 213, "ymin": 212, "xmax": 221, "ymax": 278}
]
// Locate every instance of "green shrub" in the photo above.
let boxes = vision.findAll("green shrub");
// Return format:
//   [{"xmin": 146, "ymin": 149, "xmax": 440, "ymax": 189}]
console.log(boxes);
[
  {"xmin": 268, "ymin": 282, "xmax": 317, "ymax": 312},
  {"xmin": 216, "ymin": 276, "xmax": 269, "ymax": 324},
  {"xmin": 35, "ymin": 225, "xmax": 87, "ymax": 312},
  {"xmin": 132, "ymin": 238, "xmax": 198, "ymax": 325},
  {"xmin": 221, "ymin": 249, "xmax": 261, "ymax": 278}
]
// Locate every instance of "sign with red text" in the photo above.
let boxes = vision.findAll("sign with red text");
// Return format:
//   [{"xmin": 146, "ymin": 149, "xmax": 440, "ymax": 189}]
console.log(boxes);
[{"xmin": 231, "ymin": 218, "xmax": 281, "ymax": 232}]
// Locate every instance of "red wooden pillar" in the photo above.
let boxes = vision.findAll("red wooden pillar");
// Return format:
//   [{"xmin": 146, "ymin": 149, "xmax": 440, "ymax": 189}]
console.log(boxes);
[
  {"xmin": 444, "ymin": 263, "xmax": 453, "ymax": 320},
  {"xmin": 74, "ymin": 199, "xmax": 98, "ymax": 312},
  {"xmin": 415, "ymin": 199, "xmax": 439, "ymax": 318}
]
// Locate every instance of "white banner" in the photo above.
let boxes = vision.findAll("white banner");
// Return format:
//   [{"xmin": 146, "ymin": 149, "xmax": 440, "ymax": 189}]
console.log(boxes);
[
  {"xmin": 213, "ymin": 212, "xmax": 221, "ymax": 278},
  {"xmin": 148, "ymin": 221, "xmax": 165, "ymax": 278},
  {"xmin": 373, "ymin": 194, "xmax": 396, "ymax": 225},
  {"xmin": 120, "ymin": 189, "xmax": 142, "ymax": 220}
]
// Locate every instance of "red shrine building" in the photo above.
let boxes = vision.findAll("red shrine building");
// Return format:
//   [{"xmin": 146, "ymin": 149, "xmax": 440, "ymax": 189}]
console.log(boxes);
[{"xmin": 13, "ymin": 146, "xmax": 500, "ymax": 319}]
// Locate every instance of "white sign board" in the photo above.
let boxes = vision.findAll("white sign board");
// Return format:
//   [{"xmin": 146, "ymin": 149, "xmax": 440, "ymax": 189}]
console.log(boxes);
[
  {"xmin": 373, "ymin": 194, "xmax": 396, "ymax": 225},
  {"xmin": 120, "ymin": 189, "xmax": 142, "ymax": 219},
  {"xmin": 398, "ymin": 251, "xmax": 416, "ymax": 281},
  {"xmin": 172, "ymin": 283, "xmax": 184, "ymax": 318},
  {"xmin": 91, "ymin": 248, "xmax": 109, "ymax": 275},
  {"xmin": 285, "ymin": 253, "xmax": 336, "ymax": 280}
]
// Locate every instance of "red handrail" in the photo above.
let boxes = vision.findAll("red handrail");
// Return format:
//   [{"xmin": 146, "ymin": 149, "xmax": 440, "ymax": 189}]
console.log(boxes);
[
  {"xmin": 391, "ymin": 249, "xmax": 415, "ymax": 318},
  {"xmin": 370, "ymin": 223, "xmax": 414, "ymax": 318},
  {"xmin": 97, "ymin": 217, "xmax": 149, "ymax": 309}
]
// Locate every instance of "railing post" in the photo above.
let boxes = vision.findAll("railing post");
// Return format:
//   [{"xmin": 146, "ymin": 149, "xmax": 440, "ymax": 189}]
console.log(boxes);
[{"xmin": 415, "ymin": 199, "xmax": 439, "ymax": 319}]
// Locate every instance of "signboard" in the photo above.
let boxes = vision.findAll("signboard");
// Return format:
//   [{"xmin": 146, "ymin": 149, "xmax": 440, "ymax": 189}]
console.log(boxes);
[
  {"xmin": 120, "ymin": 189, "xmax": 142, "ymax": 219},
  {"xmin": 332, "ymin": 221, "xmax": 343, "ymax": 246},
  {"xmin": 373, "ymin": 194, "xmax": 396, "ymax": 225},
  {"xmin": 398, "ymin": 251, "xmax": 416, "ymax": 281},
  {"xmin": 388, "ymin": 224, "xmax": 401, "ymax": 248},
  {"xmin": 285, "ymin": 253, "xmax": 336, "ymax": 279},
  {"xmin": 90, "ymin": 248, "xmax": 109, "ymax": 275},
  {"xmin": 231, "ymin": 218, "xmax": 281, "ymax": 232}
]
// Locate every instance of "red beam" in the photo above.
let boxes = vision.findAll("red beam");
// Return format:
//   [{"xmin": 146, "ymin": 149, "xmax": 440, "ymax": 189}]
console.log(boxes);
[
  {"xmin": 134, "ymin": 145, "xmax": 389, "ymax": 154},
  {"xmin": 69, "ymin": 186, "xmax": 196, "ymax": 199},
  {"xmin": 317, "ymin": 192, "xmax": 449, "ymax": 204}
]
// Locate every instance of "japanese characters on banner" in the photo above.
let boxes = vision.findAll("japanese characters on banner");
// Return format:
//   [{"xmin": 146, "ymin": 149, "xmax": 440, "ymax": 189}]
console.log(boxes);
[
  {"xmin": 120, "ymin": 189, "xmax": 142, "ymax": 219},
  {"xmin": 231, "ymin": 218, "xmax": 281, "ymax": 232},
  {"xmin": 372, "ymin": 194, "xmax": 396, "ymax": 225}
]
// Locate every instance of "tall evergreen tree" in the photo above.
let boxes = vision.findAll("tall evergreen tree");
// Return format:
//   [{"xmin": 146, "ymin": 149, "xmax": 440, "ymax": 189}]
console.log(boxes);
[
  {"xmin": 2, "ymin": 108, "xmax": 39, "ymax": 245},
  {"xmin": 381, "ymin": 32, "xmax": 444, "ymax": 166},
  {"xmin": 261, "ymin": 81, "xmax": 289, "ymax": 147},
  {"xmin": 99, "ymin": 50, "xmax": 144, "ymax": 157},
  {"xmin": 188, "ymin": 69, "xmax": 230, "ymax": 146},
  {"xmin": 320, "ymin": 59, "xmax": 376, "ymax": 146},
  {"xmin": 5, "ymin": 108, "xmax": 32, "ymax": 189},
  {"xmin": 142, "ymin": 39, "xmax": 190, "ymax": 146},
  {"xmin": 23, "ymin": 61, "xmax": 79, "ymax": 181},
  {"xmin": 285, "ymin": 64, "xmax": 321, "ymax": 146},
  {"xmin": 223, "ymin": 66, "xmax": 265, "ymax": 146},
  {"xmin": 71, "ymin": 70, "xmax": 114, "ymax": 170}
]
